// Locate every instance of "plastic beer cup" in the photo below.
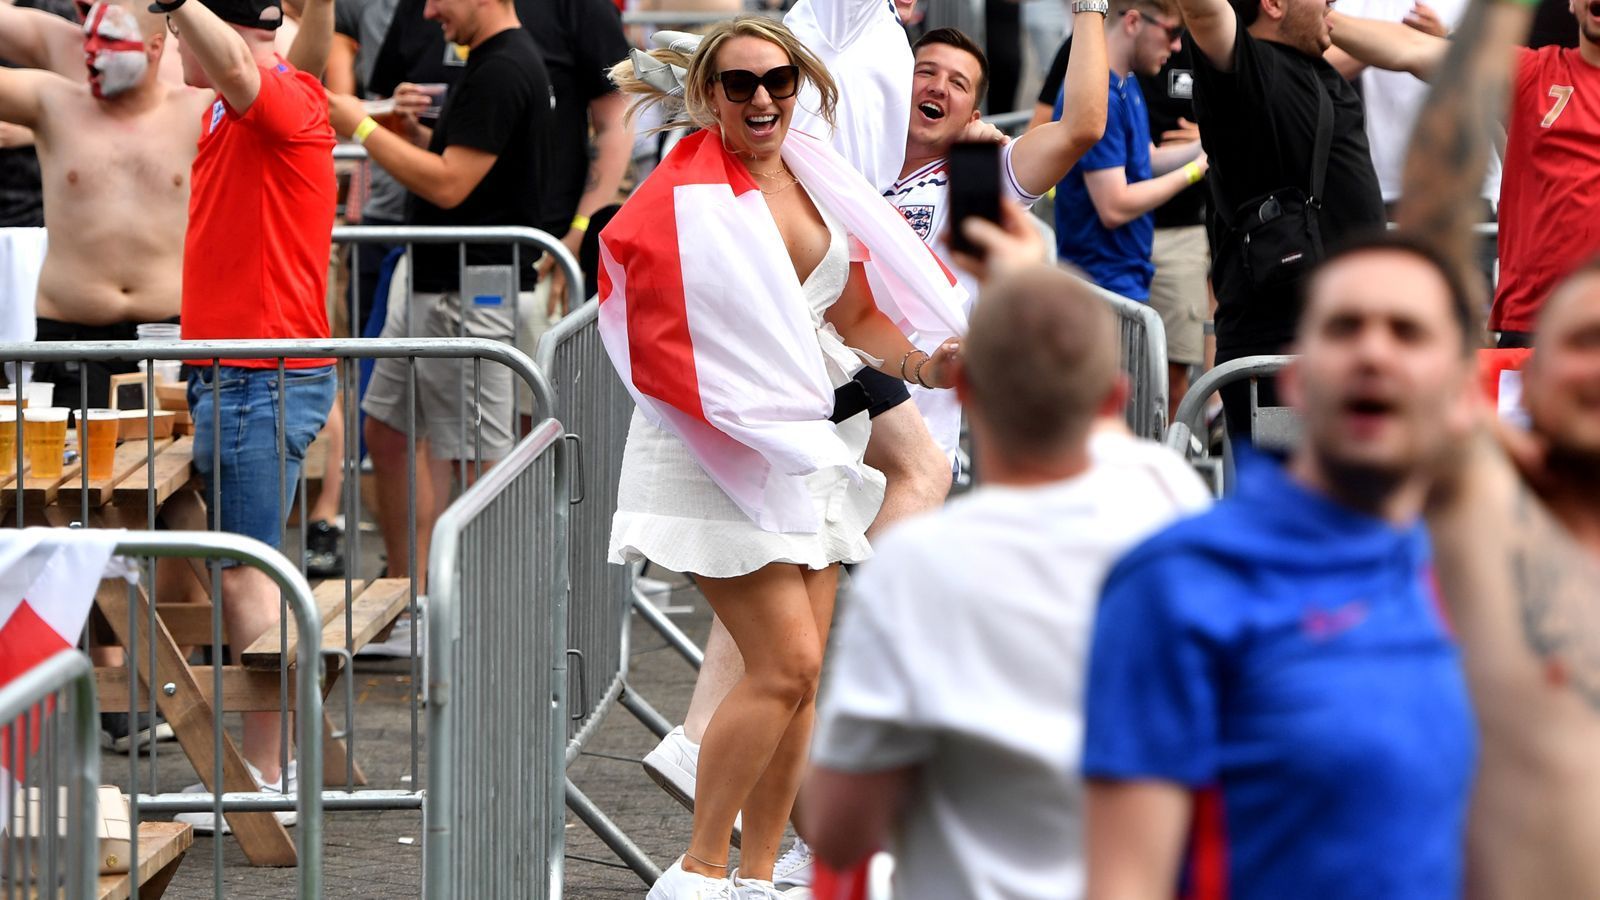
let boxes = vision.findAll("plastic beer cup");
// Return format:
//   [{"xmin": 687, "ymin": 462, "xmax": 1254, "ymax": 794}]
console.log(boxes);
[
  {"xmin": 23, "ymin": 407, "xmax": 68, "ymax": 480},
  {"xmin": 84, "ymin": 409, "xmax": 120, "ymax": 480},
  {"xmin": 0, "ymin": 408, "xmax": 15, "ymax": 475}
]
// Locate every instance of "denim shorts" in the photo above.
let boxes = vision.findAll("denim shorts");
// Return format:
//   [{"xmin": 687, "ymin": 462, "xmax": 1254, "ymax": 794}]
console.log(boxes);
[{"xmin": 188, "ymin": 365, "xmax": 336, "ymax": 555}]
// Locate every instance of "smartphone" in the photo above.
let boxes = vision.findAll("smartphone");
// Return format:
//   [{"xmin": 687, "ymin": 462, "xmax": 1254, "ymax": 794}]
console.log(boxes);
[{"xmin": 946, "ymin": 140, "xmax": 1002, "ymax": 259}]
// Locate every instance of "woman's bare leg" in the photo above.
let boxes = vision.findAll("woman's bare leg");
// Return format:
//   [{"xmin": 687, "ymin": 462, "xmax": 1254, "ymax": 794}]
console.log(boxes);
[
  {"xmin": 682, "ymin": 563, "xmax": 824, "ymax": 878},
  {"xmin": 736, "ymin": 564, "xmax": 838, "ymax": 880}
]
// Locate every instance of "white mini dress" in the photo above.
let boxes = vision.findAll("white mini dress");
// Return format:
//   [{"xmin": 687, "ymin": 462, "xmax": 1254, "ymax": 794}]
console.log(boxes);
[{"xmin": 608, "ymin": 204, "xmax": 887, "ymax": 578}]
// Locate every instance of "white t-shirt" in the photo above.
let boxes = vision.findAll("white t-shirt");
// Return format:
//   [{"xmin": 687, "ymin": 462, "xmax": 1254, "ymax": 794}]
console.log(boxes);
[
  {"xmin": 1340, "ymin": 0, "xmax": 1501, "ymax": 204},
  {"xmin": 882, "ymin": 143, "xmax": 1041, "ymax": 453},
  {"xmin": 786, "ymin": 0, "xmax": 913, "ymax": 193},
  {"xmin": 812, "ymin": 432, "xmax": 1211, "ymax": 900}
]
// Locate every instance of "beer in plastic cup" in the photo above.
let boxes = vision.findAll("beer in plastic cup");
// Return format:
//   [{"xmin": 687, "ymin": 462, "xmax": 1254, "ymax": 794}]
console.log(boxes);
[
  {"xmin": 416, "ymin": 82, "xmax": 447, "ymax": 119},
  {"xmin": 84, "ymin": 409, "xmax": 120, "ymax": 480},
  {"xmin": 23, "ymin": 407, "xmax": 67, "ymax": 480},
  {"xmin": 0, "ymin": 408, "xmax": 15, "ymax": 475}
]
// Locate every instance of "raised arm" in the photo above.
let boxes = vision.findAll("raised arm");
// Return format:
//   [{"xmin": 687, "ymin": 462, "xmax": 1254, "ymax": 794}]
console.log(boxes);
[
  {"xmin": 1009, "ymin": 8, "xmax": 1109, "ymax": 196},
  {"xmin": 1327, "ymin": 11, "xmax": 1449, "ymax": 79},
  {"xmin": 0, "ymin": 3, "xmax": 84, "ymax": 78},
  {"xmin": 283, "ymin": 0, "xmax": 335, "ymax": 80},
  {"xmin": 1395, "ymin": 0, "xmax": 1530, "ymax": 285},
  {"xmin": 0, "ymin": 67, "xmax": 50, "ymax": 130},
  {"xmin": 1175, "ymin": 0, "xmax": 1239, "ymax": 71},
  {"xmin": 167, "ymin": 0, "xmax": 261, "ymax": 112}
]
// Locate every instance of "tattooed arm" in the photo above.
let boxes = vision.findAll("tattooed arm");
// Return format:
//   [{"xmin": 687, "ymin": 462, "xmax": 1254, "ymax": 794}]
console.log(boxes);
[{"xmin": 1392, "ymin": 0, "xmax": 1530, "ymax": 298}]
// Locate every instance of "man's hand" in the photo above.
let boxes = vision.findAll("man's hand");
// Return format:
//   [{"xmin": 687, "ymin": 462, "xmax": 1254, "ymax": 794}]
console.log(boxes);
[
  {"xmin": 958, "ymin": 117, "xmax": 1010, "ymax": 146},
  {"xmin": 948, "ymin": 199, "xmax": 1050, "ymax": 283},
  {"xmin": 535, "ymin": 227, "xmax": 584, "ymax": 317},
  {"xmin": 1159, "ymin": 116, "xmax": 1200, "ymax": 145},
  {"xmin": 1403, "ymin": 1, "xmax": 1449, "ymax": 37}
]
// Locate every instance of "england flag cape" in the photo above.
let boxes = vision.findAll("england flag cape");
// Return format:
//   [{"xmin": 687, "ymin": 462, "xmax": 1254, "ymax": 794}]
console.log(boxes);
[{"xmin": 597, "ymin": 128, "xmax": 967, "ymax": 533}]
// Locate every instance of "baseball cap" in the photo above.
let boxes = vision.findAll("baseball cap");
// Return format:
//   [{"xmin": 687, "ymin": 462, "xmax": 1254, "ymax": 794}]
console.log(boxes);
[{"xmin": 200, "ymin": 0, "xmax": 283, "ymax": 30}]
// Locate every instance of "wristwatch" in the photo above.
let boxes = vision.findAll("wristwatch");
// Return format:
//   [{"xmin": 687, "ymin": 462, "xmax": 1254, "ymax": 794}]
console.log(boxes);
[{"xmin": 1071, "ymin": 0, "xmax": 1109, "ymax": 15}]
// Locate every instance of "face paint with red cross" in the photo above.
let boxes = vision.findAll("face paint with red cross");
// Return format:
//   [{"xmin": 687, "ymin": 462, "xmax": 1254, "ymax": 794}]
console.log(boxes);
[{"xmin": 82, "ymin": 2, "xmax": 149, "ymax": 100}]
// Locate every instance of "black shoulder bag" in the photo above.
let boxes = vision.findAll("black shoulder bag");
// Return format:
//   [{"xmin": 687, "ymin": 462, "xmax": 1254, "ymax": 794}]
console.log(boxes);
[{"xmin": 1215, "ymin": 75, "xmax": 1334, "ymax": 293}]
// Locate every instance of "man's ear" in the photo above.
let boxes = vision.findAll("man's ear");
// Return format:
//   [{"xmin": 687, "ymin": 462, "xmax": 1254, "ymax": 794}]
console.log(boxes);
[{"xmin": 1257, "ymin": 0, "xmax": 1287, "ymax": 22}]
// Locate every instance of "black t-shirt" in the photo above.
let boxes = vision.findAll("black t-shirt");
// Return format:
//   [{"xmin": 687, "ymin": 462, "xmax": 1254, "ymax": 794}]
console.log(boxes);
[
  {"xmin": 0, "ymin": 0, "xmax": 74, "ymax": 227},
  {"xmin": 1038, "ymin": 37, "xmax": 1206, "ymax": 229},
  {"xmin": 409, "ymin": 27, "xmax": 554, "ymax": 292},
  {"xmin": 524, "ymin": 0, "xmax": 628, "ymax": 235},
  {"xmin": 1191, "ymin": 18, "xmax": 1384, "ymax": 347},
  {"xmin": 372, "ymin": 0, "xmax": 627, "ymax": 236}
]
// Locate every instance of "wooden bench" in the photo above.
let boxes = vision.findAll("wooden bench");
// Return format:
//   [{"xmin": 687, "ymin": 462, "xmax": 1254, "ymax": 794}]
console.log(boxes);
[
  {"xmin": 94, "ymin": 821, "xmax": 194, "ymax": 900},
  {"xmin": 91, "ymin": 576, "xmax": 413, "ymax": 866}
]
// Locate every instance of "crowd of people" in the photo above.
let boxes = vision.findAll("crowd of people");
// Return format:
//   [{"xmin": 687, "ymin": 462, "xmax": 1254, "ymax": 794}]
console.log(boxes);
[{"xmin": 1, "ymin": 0, "xmax": 1598, "ymax": 895}]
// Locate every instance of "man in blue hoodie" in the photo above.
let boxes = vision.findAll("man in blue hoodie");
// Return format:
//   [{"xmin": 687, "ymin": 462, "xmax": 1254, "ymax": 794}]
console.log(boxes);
[{"xmin": 1080, "ymin": 232, "xmax": 1480, "ymax": 899}]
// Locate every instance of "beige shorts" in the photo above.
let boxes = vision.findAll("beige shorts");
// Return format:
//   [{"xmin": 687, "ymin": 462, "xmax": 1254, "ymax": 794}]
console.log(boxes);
[{"xmin": 1148, "ymin": 225, "xmax": 1211, "ymax": 366}]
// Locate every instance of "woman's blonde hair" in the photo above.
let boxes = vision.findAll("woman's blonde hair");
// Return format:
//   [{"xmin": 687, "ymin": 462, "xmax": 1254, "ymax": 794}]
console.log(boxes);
[{"xmin": 608, "ymin": 16, "xmax": 839, "ymax": 135}]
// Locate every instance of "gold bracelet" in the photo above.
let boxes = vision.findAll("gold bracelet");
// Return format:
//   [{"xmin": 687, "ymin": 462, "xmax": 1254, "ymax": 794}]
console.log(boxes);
[
  {"xmin": 913, "ymin": 354, "xmax": 933, "ymax": 388},
  {"xmin": 571, "ymin": 213, "xmax": 591, "ymax": 233},
  {"xmin": 898, "ymin": 349, "xmax": 924, "ymax": 382},
  {"xmin": 352, "ymin": 116, "xmax": 380, "ymax": 145}
]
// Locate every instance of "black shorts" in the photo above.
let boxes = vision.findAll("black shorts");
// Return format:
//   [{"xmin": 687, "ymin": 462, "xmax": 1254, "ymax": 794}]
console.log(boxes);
[{"xmin": 24, "ymin": 317, "xmax": 176, "ymax": 411}]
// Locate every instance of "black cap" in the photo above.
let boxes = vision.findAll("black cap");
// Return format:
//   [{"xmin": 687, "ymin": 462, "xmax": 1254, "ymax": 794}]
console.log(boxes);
[{"xmin": 201, "ymin": 0, "xmax": 283, "ymax": 30}]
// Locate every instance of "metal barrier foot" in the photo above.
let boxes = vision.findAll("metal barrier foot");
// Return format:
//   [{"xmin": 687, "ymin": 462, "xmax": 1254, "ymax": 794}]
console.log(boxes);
[{"xmin": 565, "ymin": 779, "xmax": 663, "ymax": 886}]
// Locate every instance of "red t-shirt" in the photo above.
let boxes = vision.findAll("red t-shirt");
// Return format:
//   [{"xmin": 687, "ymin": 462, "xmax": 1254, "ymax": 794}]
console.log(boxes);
[
  {"xmin": 182, "ymin": 57, "xmax": 335, "ymax": 367},
  {"xmin": 1493, "ymin": 47, "xmax": 1600, "ymax": 333}
]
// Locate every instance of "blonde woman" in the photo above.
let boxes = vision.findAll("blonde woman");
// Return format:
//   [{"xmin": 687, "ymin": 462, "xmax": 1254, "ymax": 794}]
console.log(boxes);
[{"xmin": 601, "ymin": 17, "xmax": 967, "ymax": 899}]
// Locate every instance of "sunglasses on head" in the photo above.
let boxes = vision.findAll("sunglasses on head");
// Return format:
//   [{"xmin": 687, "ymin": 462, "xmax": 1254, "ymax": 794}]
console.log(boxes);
[{"xmin": 714, "ymin": 65, "xmax": 800, "ymax": 103}]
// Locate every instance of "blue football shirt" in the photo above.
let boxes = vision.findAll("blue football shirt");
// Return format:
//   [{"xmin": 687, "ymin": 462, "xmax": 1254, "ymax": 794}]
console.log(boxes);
[
  {"xmin": 1083, "ymin": 450, "xmax": 1476, "ymax": 899},
  {"xmin": 1053, "ymin": 71, "xmax": 1156, "ymax": 301}
]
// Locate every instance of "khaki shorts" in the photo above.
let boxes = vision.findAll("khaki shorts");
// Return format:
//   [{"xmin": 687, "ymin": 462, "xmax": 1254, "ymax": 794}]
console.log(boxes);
[
  {"xmin": 1148, "ymin": 225, "xmax": 1210, "ymax": 366},
  {"xmin": 361, "ymin": 273, "xmax": 535, "ymax": 461}
]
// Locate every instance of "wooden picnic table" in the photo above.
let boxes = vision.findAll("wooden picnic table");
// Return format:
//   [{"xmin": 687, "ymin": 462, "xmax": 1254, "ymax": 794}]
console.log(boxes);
[{"xmin": 3, "ymin": 433, "xmax": 408, "ymax": 869}]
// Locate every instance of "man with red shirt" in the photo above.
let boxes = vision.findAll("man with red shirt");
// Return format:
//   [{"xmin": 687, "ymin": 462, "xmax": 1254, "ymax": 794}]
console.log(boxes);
[
  {"xmin": 158, "ymin": 0, "xmax": 337, "ymax": 831},
  {"xmin": 1327, "ymin": 0, "xmax": 1600, "ymax": 346}
]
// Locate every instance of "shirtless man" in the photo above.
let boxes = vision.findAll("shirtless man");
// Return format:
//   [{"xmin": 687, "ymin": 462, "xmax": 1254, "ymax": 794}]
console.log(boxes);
[
  {"xmin": 1389, "ymin": 0, "xmax": 1600, "ymax": 894},
  {"xmin": 0, "ymin": 0, "xmax": 328, "ymax": 406}
]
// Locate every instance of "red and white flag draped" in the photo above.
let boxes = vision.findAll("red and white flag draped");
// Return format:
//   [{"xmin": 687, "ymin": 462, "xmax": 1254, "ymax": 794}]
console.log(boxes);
[
  {"xmin": 597, "ymin": 128, "xmax": 967, "ymax": 533},
  {"xmin": 0, "ymin": 529, "xmax": 125, "ymax": 824}
]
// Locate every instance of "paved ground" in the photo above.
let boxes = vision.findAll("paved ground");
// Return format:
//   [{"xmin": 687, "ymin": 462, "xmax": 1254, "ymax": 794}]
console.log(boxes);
[{"xmin": 112, "ymin": 573, "xmax": 711, "ymax": 899}]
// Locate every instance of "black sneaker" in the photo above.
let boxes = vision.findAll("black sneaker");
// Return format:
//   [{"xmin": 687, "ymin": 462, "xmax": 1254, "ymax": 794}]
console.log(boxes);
[
  {"xmin": 100, "ymin": 712, "xmax": 174, "ymax": 754},
  {"xmin": 304, "ymin": 519, "xmax": 345, "ymax": 578}
]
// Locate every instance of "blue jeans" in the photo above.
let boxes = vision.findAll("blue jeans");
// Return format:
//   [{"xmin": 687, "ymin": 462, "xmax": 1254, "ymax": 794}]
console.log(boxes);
[{"xmin": 188, "ymin": 366, "xmax": 336, "ymax": 554}]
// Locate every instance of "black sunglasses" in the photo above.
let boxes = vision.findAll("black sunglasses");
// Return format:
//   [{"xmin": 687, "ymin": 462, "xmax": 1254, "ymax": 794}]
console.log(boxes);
[
  {"xmin": 714, "ymin": 65, "xmax": 800, "ymax": 103},
  {"xmin": 1137, "ymin": 10, "xmax": 1185, "ymax": 41}
]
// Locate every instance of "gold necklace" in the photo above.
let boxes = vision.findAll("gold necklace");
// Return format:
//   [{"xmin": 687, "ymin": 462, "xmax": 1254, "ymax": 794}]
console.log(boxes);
[{"xmin": 757, "ymin": 175, "xmax": 799, "ymax": 195}]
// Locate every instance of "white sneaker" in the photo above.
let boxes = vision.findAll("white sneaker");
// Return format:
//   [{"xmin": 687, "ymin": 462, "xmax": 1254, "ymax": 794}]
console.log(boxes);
[
  {"xmin": 643, "ymin": 727, "xmax": 742, "ymax": 846},
  {"xmin": 731, "ymin": 869, "xmax": 785, "ymax": 899},
  {"xmin": 774, "ymin": 838, "xmax": 814, "ymax": 890},
  {"xmin": 647, "ymin": 858, "xmax": 734, "ymax": 899},
  {"xmin": 175, "ymin": 759, "xmax": 298, "ymax": 834}
]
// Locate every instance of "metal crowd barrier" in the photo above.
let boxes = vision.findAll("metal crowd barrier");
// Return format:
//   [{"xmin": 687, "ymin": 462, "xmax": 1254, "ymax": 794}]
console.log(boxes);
[
  {"xmin": 1165, "ymin": 354, "xmax": 1296, "ymax": 496},
  {"xmin": 110, "ymin": 530, "xmax": 327, "ymax": 899},
  {"xmin": 0, "ymin": 650, "xmax": 98, "ymax": 899},
  {"xmin": 536, "ymin": 300, "xmax": 672, "ymax": 884},
  {"xmin": 0, "ymin": 338, "xmax": 555, "ymax": 894},
  {"xmin": 425, "ymin": 418, "xmax": 570, "ymax": 899},
  {"xmin": 1091, "ymin": 285, "xmax": 1170, "ymax": 440}
]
